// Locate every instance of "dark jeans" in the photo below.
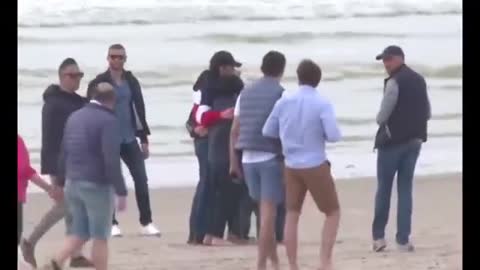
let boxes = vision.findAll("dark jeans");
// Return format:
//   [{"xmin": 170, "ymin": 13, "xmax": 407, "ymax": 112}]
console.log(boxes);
[
  {"xmin": 113, "ymin": 141, "xmax": 153, "ymax": 226},
  {"xmin": 188, "ymin": 138, "xmax": 210, "ymax": 242},
  {"xmin": 18, "ymin": 203, "xmax": 22, "ymax": 245},
  {"xmin": 207, "ymin": 161, "xmax": 243, "ymax": 238},
  {"xmin": 372, "ymin": 139, "xmax": 422, "ymax": 245}
]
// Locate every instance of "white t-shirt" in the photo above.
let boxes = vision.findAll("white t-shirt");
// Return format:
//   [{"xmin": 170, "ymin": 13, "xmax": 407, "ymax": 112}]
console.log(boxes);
[{"xmin": 234, "ymin": 94, "xmax": 277, "ymax": 164}]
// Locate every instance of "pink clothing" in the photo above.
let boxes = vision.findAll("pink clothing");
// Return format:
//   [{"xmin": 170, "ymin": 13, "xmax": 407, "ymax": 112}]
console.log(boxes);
[{"xmin": 18, "ymin": 135, "xmax": 37, "ymax": 203}]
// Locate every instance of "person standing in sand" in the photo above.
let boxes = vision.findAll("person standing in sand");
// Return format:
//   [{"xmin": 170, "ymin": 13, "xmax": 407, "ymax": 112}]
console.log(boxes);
[
  {"xmin": 195, "ymin": 51, "xmax": 244, "ymax": 245},
  {"xmin": 186, "ymin": 69, "xmax": 210, "ymax": 244},
  {"xmin": 372, "ymin": 46, "xmax": 431, "ymax": 252},
  {"xmin": 18, "ymin": 134, "xmax": 61, "ymax": 269},
  {"xmin": 263, "ymin": 60, "xmax": 341, "ymax": 270},
  {"xmin": 87, "ymin": 44, "xmax": 160, "ymax": 237},
  {"xmin": 230, "ymin": 51, "xmax": 287, "ymax": 270},
  {"xmin": 20, "ymin": 58, "xmax": 93, "ymax": 269},
  {"xmin": 41, "ymin": 83, "xmax": 128, "ymax": 270}
]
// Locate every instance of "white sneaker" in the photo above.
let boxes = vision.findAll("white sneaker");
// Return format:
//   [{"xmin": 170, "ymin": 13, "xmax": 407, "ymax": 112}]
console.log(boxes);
[
  {"xmin": 372, "ymin": 239, "xmax": 387, "ymax": 252},
  {"xmin": 140, "ymin": 223, "xmax": 161, "ymax": 237},
  {"xmin": 111, "ymin": 225, "xmax": 123, "ymax": 237}
]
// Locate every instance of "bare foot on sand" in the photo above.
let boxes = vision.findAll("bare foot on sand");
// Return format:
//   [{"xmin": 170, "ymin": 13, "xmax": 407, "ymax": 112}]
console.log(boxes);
[
  {"xmin": 211, "ymin": 237, "xmax": 233, "ymax": 246},
  {"xmin": 318, "ymin": 262, "xmax": 334, "ymax": 270}
]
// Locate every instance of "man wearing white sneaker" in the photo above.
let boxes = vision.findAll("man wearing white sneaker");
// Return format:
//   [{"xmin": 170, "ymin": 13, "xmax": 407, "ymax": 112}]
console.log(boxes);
[
  {"xmin": 88, "ymin": 44, "xmax": 160, "ymax": 237},
  {"xmin": 372, "ymin": 46, "xmax": 431, "ymax": 252}
]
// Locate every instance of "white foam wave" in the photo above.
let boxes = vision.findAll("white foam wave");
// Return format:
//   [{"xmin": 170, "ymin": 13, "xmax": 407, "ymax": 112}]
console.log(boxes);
[{"xmin": 19, "ymin": 0, "xmax": 462, "ymax": 27}]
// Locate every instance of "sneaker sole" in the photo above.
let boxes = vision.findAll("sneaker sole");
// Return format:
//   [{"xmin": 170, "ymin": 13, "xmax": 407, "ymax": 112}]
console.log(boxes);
[
  {"xmin": 373, "ymin": 243, "xmax": 387, "ymax": 252},
  {"xmin": 139, "ymin": 232, "xmax": 162, "ymax": 237}
]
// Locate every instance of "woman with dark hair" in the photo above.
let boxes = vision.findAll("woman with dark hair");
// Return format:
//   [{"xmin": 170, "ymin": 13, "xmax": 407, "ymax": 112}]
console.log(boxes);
[
  {"xmin": 195, "ymin": 51, "xmax": 245, "ymax": 245},
  {"xmin": 186, "ymin": 69, "xmax": 210, "ymax": 244}
]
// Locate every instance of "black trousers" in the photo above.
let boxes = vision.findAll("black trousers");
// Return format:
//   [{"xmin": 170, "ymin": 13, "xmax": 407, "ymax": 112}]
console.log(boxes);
[
  {"xmin": 113, "ymin": 141, "xmax": 153, "ymax": 226},
  {"xmin": 18, "ymin": 203, "xmax": 22, "ymax": 245},
  {"xmin": 188, "ymin": 138, "xmax": 210, "ymax": 243},
  {"xmin": 207, "ymin": 161, "xmax": 243, "ymax": 238}
]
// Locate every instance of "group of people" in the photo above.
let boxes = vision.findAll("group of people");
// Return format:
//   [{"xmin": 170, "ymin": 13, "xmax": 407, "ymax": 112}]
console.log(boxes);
[
  {"xmin": 16, "ymin": 43, "xmax": 431, "ymax": 270},
  {"xmin": 18, "ymin": 44, "xmax": 161, "ymax": 270},
  {"xmin": 185, "ymin": 45, "xmax": 430, "ymax": 270}
]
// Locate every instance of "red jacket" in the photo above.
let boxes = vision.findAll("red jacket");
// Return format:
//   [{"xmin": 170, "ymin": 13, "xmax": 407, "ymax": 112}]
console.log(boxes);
[{"xmin": 17, "ymin": 135, "xmax": 37, "ymax": 203}]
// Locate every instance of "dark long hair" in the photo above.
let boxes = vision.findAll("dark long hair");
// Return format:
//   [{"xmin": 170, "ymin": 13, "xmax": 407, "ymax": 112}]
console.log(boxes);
[{"xmin": 193, "ymin": 70, "xmax": 210, "ymax": 92}]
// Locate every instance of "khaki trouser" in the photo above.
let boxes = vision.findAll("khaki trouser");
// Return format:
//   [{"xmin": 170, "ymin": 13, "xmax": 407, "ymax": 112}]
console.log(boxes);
[{"xmin": 284, "ymin": 162, "xmax": 340, "ymax": 215}]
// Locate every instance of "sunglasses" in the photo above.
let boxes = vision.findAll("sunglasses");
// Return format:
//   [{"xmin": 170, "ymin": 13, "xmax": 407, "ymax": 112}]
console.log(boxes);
[
  {"xmin": 63, "ymin": 72, "xmax": 84, "ymax": 79},
  {"xmin": 109, "ymin": 54, "xmax": 126, "ymax": 60}
]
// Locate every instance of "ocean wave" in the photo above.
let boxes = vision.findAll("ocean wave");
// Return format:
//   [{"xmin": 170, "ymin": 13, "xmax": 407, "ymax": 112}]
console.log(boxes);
[
  {"xmin": 180, "ymin": 31, "xmax": 457, "ymax": 44},
  {"xmin": 18, "ymin": 64, "xmax": 462, "ymax": 90},
  {"xmin": 18, "ymin": 0, "xmax": 462, "ymax": 28}
]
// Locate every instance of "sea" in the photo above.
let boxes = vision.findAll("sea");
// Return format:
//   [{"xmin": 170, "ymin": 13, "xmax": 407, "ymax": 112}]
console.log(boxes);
[{"xmin": 18, "ymin": 0, "xmax": 462, "ymax": 190}]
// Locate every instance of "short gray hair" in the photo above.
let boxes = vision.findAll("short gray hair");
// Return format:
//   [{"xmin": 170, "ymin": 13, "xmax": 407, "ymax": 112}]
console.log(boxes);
[{"xmin": 93, "ymin": 82, "xmax": 116, "ymax": 103}]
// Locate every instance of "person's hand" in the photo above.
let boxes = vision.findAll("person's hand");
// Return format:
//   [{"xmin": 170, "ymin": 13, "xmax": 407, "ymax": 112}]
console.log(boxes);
[
  {"xmin": 141, "ymin": 143, "xmax": 150, "ymax": 160},
  {"xmin": 194, "ymin": 126, "xmax": 208, "ymax": 137},
  {"xmin": 220, "ymin": 108, "xmax": 234, "ymax": 120},
  {"xmin": 229, "ymin": 163, "xmax": 243, "ymax": 180},
  {"xmin": 48, "ymin": 185, "xmax": 64, "ymax": 202},
  {"xmin": 116, "ymin": 196, "xmax": 127, "ymax": 212}
]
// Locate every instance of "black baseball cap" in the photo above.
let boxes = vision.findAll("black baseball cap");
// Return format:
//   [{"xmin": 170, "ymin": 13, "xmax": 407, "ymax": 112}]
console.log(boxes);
[
  {"xmin": 376, "ymin": 45, "xmax": 405, "ymax": 60},
  {"xmin": 210, "ymin": 51, "xmax": 242, "ymax": 68}
]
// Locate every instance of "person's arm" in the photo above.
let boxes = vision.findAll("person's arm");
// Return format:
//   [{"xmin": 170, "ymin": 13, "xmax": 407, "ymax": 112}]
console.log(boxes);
[
  {"xmin": 195, "ymin": 87, "xmax": 227, "ymax": 127},
  {"xmin": 424, "ymin": 80, "xmax": 432, "ymax": 120},
  {"xmin": 320, "ymin": 101, "xmax": 342, "ymax": 143},
  {"xmin": 56, "ymin": 137, "xmax": 67, "ymax": 187},
  {"xmin": 101, "ymin": 118, "xmax": 127, "ymax": 197},
  {"xmin": 229, "ymin": 95, "xmax": 242, "ymax": 177},
  {"xmin": 30, "ymin": 174, "xmax": 52, "ymax": 192},
  {"xmin": 131, "ymin": 76, "xmax": 150, "ymax": 144},
  {"xmin": 41, "ymin": 102, "xmax": 62, "ymax": 175},
  {"xmin": 376, "ymin": 78, "xmax": 399, "ymax": 125},
  {"xmin": 262, "ymin": 99, "xmax": 282, "ymax": 139},
  {"xmin": 19, "ymin": 136, "xmax": 57, "ymax": 198}
]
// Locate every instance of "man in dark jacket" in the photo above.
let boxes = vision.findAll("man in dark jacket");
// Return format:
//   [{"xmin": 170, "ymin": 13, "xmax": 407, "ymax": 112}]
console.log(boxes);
[
  {"xmin": 372, "ymin": 46, "xmax": 431, "ymax": 253},
  {"xmin": 20, "ymin": 58, "xmax": 92, "ymax": 268},
  {"xmin": 41, "ymin": 82, "xmax": 127, "ymax": 270},
  {"xmin": 87, "ymin": 44, "xmax": 159, "ymax": 237}
]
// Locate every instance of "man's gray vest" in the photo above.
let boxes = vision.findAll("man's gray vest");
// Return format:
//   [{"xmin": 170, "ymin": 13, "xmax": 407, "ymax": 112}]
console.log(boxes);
[{"xmin": 236, "ymin": 77, "xmax": 283, "ymax": 153}]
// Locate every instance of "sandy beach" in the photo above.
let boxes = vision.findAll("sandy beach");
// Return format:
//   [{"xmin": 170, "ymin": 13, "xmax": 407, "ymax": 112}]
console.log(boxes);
[{"xmin": 22, "ymin": 173, "xmax": 462, "ymax": 270}]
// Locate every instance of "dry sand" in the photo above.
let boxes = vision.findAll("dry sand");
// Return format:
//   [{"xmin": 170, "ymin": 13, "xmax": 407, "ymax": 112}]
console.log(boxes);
[{"xmin": 23, "ymin": 173, "xmax": 462, "ymax": 270}]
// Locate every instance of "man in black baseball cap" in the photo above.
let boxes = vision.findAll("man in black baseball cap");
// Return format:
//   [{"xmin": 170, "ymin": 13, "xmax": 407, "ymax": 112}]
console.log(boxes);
[
  {"xmin": 375, "ymin": 45, "xmax": 405, "ymax": 76},
  {"xmin": 375, "ymin": 45, "xmax": 405, "ymax": 61},
  {"xmin": 372, "ymin": 44, "xmax": 431, "ymax": 253}
]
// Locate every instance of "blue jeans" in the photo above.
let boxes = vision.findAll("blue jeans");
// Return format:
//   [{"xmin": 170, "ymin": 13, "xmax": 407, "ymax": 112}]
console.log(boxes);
[
  {"xmin": 372, "ymin": 139, "xmax": 422, "ymax": 245},
  {"xmin": 188, "ymin": 138, "xmax": 210, "ymax": 242},
  {"xmin": 243, "ymin": 158, "xmax": 285, "ymax": 205}
]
